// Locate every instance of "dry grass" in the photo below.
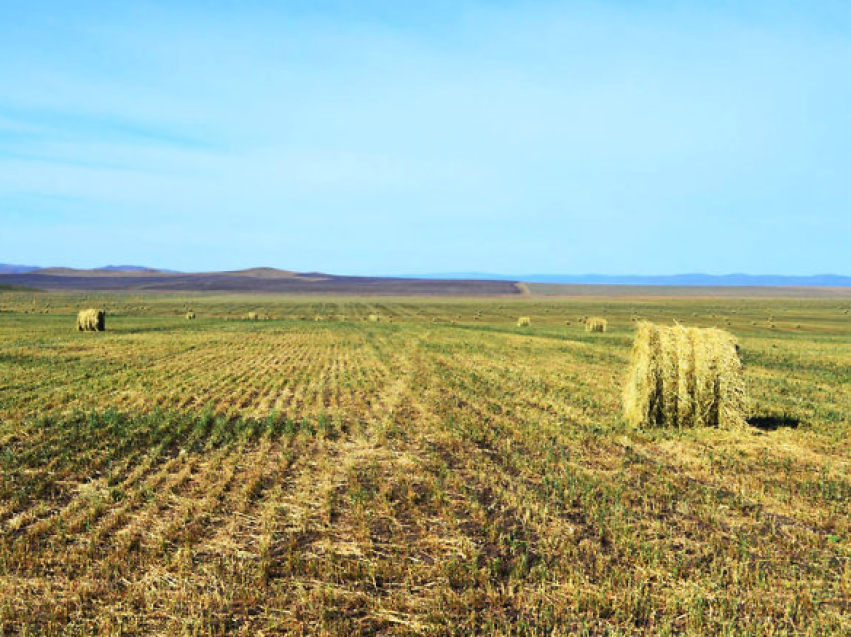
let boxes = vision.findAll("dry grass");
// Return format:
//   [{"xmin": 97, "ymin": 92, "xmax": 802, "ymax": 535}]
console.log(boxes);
[
  {"xmin": 0, "ymin": 294, "xmax": 848, "ymax": 635},
  {"xmin": 623, "ymin": 322, "xmax": 747, "ymax": 429}
]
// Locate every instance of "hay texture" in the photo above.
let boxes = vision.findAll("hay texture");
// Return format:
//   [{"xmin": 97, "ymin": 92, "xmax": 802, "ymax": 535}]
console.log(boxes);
[
  {"xmin": 623, "ymin": 322, "xmax": 747, "ymax": 429},
  {"xmin": 585, "ymin": 317, "xmax": 607, "ymax": 332},
  {"xmin": 517, "ymin": 316, "xmax": 531, "ymax": 327},
  {"xmin": 77, "ymin": 309, "xmax": 105, "ymax": 332}
]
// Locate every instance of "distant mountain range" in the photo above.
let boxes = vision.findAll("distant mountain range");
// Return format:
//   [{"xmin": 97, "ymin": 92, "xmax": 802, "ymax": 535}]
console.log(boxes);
[
  {"xmin": 406, "ymin": 272, "xmax": 851, "ymax": 287},
  {"xmin": 1, "ymin": 264, "xmax": 849, "ymax": 292},
  {"xmin": 0, "ymin": 264, "xmax": 174, "ymax": 274},
  {"xmin": 0, "ymin": 266, "xmax": 519, "ymax": 296},
  {"xmin": 0, "ymin": 263, "xmax": 41, "ymax": 274}
]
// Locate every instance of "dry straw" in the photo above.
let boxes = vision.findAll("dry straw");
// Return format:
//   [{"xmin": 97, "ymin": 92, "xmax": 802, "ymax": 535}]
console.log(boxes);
[
  {"xmin": 517, "ymin": 316, "xmax": 531, "ymax": 327},
  {"xmin": 586, "ymin": 317, "xmax": 607, "ymax": 332},
  {"xmin": 77, "ymin": 308, "xmax": 105, "ymax": 332},
  {"xmin": 623, "ymin": 322, "xmax": 747, "ymax": 429}
]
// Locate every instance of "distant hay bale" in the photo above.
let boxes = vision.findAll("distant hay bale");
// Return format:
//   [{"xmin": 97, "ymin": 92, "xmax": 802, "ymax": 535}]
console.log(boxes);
[
  {"xmin": 368, "ymin": 314, "xmax": 380, "ymax": 323},
  {"xmin": 246, "ymin": 312, "xmax": 259, "ymax": 320},
  {"xmin": 185, "ymin": 312, "xmax": 196, "ymax": 320},
  {"xmin": 314, "ymin": 315, "xmax": 324, "ymax": 322},
  {"xmin": 76, "ymin": 308, "xmax": 105, "ymax": 332},
  {"xmin": 585, "ymin": 317, "xmax": 607, "ymax": 332},
  {"xmin": 517, "ymin": 316, "xmax": 531, "ymax": 327},
  {"xmin": 623, "ymin": 322, "xmax": 747, "ymax": 429}
]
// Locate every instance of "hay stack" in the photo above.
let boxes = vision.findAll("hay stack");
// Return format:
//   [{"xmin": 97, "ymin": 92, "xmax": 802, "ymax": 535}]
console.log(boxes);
[
  {"xmin": 246, "ymin": 312, "xmax": 259, "ymax": 320},
  {"xmin": 623, "ymin": 322, "xmax": 746, "ymax": 429},
  {"xmin": 517, "ymin": 316, "xmax": 531, "ymax": 327},
  {"xmin": 586, "ymin": 317, "xmax": 607, "ymax": 332},
  {"xmin": 186, "ymin": 311, "xmax": 196, "ymax": 320},
  {"xmin": 368, "ymin": 314, "xmax": 380, "ymax": 323},
  {"xmin": 77, "ymin": 308, "xmax": 105, "ymax": 332}
]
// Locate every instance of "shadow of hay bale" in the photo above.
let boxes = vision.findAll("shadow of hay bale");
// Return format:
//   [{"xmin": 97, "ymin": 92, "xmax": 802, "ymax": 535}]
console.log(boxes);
[{"xmin": 747, "ymin": 415, "xmax": 800, "ymax": 431}]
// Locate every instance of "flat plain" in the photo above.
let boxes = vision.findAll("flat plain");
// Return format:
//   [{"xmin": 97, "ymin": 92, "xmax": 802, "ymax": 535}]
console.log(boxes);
[{"xmin": 0, "ymin": 292, "xmax": 849, "ymax": 635}]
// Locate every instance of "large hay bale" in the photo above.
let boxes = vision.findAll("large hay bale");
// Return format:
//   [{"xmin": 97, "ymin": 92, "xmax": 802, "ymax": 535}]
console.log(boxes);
[
  {"xmin": 246, "ymin": 311, "xmax": 259, "ymax": 320},
  {"xmin": 517, "ymin": 316, "xmax": 531, "ymax": 327},
  {"xmin": 368, "ymin": 314, "xmax": 380, "ymax": 323},
  {"xmin": 186, "ymin": 312, "xmax": 196, "ymax": 320},
  {"xmin": 77, "ymin": 308, "xmax": 105, "ymax": 332},
  {"xmin": 586, "ymin": 317, "xmax": 607, "ymax": 332},
  {"xmin": 623, "ymin": 322, "xmax": 746, "ymax": 429}
]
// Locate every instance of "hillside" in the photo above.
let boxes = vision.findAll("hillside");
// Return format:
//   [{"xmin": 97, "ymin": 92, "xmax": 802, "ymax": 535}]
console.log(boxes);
[{"xmin": 0, "ymin": 268, "xmax": 523, "ymax": 295}]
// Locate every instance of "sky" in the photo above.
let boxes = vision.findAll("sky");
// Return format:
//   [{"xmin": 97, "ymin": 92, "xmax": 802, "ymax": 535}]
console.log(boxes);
[{"xmin": 1, "ymin": 1, "xmax": 849, "ymax": 276}]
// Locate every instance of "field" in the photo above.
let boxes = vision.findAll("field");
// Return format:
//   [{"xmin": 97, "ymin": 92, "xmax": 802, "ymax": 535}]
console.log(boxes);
[{"xmin": 0, "ymin": 292, "xmax": 849, "ymax": 635}]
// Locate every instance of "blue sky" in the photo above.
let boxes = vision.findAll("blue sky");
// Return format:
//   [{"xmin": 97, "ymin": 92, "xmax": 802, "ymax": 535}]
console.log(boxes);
[{"xmin": 1, "ymin": 1, "xmax": 849, "ymax": 275}]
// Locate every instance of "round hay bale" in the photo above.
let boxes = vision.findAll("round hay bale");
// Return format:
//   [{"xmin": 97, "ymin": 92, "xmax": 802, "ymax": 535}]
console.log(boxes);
[
  {"xmin": 517, "ymin": 316, "xmax": 531, "ymax": 327},
  {"xmin": 77, "ymin": 308, "xmax": 105, "ymax": 332},
  {"xmin": 368, "ymin": 314, "xmax": 380, "ymax": 323},
  {"xmin": 186, "ymin": 312, "xmax": 196, "ymax": 320},
  {"xmin": 623, "ymin": 322, "xmax": 747, "ymax": 429},
  {"xmin": 585, "ymin": 317, "xmax": 607, "ymax": 332},
  {"xmin": 245, "ymin": 311, "xmax": 259, "ymax": 320}
]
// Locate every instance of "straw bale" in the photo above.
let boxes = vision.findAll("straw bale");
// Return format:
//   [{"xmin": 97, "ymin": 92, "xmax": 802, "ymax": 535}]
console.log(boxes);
[
  {"xmin": 77, "ymin": 308, "xmax": 105, "ymax": 332},
  {"xmin": 623, "ymin": 322, "xmax": 746, "ymax": 428},
  {"xmin": 586, "ymin": 317, "xmax": 607, "ymax": 332}
]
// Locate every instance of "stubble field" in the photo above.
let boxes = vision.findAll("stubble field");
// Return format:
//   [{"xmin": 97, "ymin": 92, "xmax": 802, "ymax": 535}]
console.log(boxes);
[{"xmin": 0, "ymin": 293, "xmax": 849, "ymax": 635}]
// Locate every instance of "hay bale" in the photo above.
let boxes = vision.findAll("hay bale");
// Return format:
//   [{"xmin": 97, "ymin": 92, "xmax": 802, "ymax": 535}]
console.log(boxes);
[
  {"xmin": 76, "ymin": 308, "xmax": 105, "ymax": 332},
  {"xmin": 246, "ymin": 312, "xmax": 259, "ymax": 320},
  {"xmin": 585, "ymin": 317, "xmax": 607, "ymax": 332},
  {"xmin": 186, "ymin": 312, "xmax": 196, "ymax": 320},
  {"xmin": 517, "ymin": 316, "xmax": 531, "ymax": 327},
  {"xmin": 368, "ymin": 314, "xmax": 380, "ymax": 323},
  {"xmin": 622, "ymin": 322, "xmax": 746, "ymax": 429}
]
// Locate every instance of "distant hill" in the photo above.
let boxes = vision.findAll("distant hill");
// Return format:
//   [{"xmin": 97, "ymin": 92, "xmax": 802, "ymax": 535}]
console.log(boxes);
[
  {"xmin": 0, "ymin": 263, "xmax": 39, "ymax": 274},
  {"xmin": 411, "ymin": 272, "xmax": 851, "ymax": 287},
  {"xmin": 1, "ymin": 265, "xmax": 848, "ymax": 296},
  {"xmin": 0, "ymin": 267, "xmax": 521, "ymax": 296},
  {"xmin": 101, "ymin": 265, "xmax": 180, "ymax": 273}
]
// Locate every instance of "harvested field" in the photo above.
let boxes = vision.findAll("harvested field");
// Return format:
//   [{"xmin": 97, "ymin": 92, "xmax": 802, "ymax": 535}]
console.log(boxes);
[{"xmin": 0, "ymin": 293, "xmax": 848, "ymax": 635}]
